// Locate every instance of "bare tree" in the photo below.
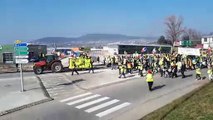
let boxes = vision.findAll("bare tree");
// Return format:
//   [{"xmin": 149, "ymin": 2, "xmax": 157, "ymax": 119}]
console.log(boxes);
[
  {"xmin": 185, "ymin": 28, "xmax": 202, "ymax": 40},
  {"xmin": 165, "ymin": 15, "xmax": 185, "ymax": 46}
]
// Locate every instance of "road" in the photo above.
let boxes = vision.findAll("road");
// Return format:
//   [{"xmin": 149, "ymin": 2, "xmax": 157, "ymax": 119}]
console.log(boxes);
[{"xmin": 0, "ymin": 69, "xmax": 208, "ymax": 120}]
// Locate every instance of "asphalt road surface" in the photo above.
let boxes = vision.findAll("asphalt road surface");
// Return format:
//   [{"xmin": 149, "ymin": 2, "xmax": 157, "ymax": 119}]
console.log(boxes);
[{"xmin": 0, "ymin": 69, "xmax": 206, "ymax": 120}]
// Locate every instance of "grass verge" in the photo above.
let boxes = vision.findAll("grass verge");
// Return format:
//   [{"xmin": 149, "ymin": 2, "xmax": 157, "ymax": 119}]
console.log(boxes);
[{"xmin": 141, "ymin": 81, "xmax": 213, "ymax": 120}]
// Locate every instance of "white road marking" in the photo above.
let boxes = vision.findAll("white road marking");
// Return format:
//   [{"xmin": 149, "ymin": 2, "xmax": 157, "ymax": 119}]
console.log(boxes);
[
  {"xmin": 85, "ymin": 99, "xmax": 119, "ymax": 113},
  {"xmin": 76, "ymin": 97, "xmax": 110, "ymax": 109},
  {"xmin": 67, "ymin": 94, "xmax": 101, "ymax": 105},
  {"xmin": 60, "ymin": 92, "xmax": 92, "ymax": 102},
  {"xmin": 96, "ymin": 102, "xmax": 131, "ymax": 117}
]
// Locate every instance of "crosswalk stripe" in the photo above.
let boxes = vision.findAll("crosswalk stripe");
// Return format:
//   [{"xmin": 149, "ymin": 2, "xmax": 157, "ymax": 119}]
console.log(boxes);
[
  {"xmin": 67, "ymin": 94, "xmax": 101, "ymax": 106},
  {"xmin": 60, "ymin": 92, "xmax": 92, "ymax": 102},
  {"xmin": 76, "ymin": 97, "xmax": 110, "ymax": 109},
  {"xmin": 85, "ymin": 99, "xmax": 119, "ymax": 113},
  {"xmin": 96, "ymin": 102, "xmax": 131, "ymax": 117}
]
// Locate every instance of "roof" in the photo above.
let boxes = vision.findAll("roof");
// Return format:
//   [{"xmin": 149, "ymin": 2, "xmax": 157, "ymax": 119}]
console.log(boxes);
[
  {"xmin": 202, "ymin": 35, "xmax": 213, "ymax": 38},
  {"xmin": 115, "ymin": 44, "xmax": 172, "ymax": 47}
]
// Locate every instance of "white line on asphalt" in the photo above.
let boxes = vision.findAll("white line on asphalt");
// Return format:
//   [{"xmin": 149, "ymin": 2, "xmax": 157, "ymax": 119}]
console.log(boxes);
[
  {"xmin": 75, "ymin": 97, "xmax": 110, "ymax": 109},
  {"xmin": 96, "ymin": 102, "xmax": 131, "ymax": 117},
  {"xmin": 60, "ymin": 92, "xmax": 92, "ymax": 102},
  {"xmin": 85, "ymin": 99, "xmax": 119, "ymax": 113},
  {"xmin": 67, "ymin": 94, "xmax": 101, "ymax": 106}
]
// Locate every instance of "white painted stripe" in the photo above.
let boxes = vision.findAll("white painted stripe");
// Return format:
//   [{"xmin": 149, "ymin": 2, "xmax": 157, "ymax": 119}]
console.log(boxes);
[
  {"xmin": 85, "ymin": 99, "xmax": 119, "ymax": 113},
  {"xmin": 76, "ymin": 97, "xmax": 110, "ymax": 109},
  {"xmin": 96, "ymin": 102, "xmax": 131, "ymax": 117},
  {"xmin": 60, "ymin": 92, "xmax": 92, "ymax": 102},
  {"xmin": 67, "ymin": 94, "xmax": 101, "ymax": 105}
]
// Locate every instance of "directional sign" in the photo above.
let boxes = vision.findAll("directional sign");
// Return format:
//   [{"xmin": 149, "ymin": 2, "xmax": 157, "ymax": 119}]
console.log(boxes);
[
  {"xmin": 15, "ymin": 43, "xmax": 27, "ymax": 47},
  {"xmin": 15, "ymin": 47, "xmax": 28, "ymax": 51},
  {"xmin": 15, "ymin": 56, "xmax": 29, "ymax": 59},
  {"xmin": 15, "ymin": 51, "xmax": 29, "ymax": 55},
  {"xmin": 15, "ymin": 59, "xmax": 29, "ymax": 64}
]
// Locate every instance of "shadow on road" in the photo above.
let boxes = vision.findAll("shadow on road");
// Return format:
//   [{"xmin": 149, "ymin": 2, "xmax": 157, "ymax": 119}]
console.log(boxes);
[
  {"xmin": 152, "ymin": 84, "xmax": 166, "ymax": 91},
  {"xmin": 184, "ymin": 74, "xmax": 193, "ymax": 78}
]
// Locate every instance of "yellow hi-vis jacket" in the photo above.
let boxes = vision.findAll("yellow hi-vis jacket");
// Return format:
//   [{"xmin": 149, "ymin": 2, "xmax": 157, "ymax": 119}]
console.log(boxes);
[
  {"xmin": 196, "ymin": 68, "xmax": 201, "ymax": 75},
  {"xmin": 69, "ymin": 58, "xmax": 75, "ymax": 69},
  {"xmin": 146, "ymin": 73, "xmax": 154, "ymax": 82},
  {"xmin": 207, "ymin": 69, "xmax": 212, "ymax": 75}
]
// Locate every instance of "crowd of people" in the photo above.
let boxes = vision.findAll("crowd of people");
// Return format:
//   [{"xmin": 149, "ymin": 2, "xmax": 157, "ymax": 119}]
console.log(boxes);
[{"xmin": 105, "ymin": 52, "xmax": 213, "ymax": 90}]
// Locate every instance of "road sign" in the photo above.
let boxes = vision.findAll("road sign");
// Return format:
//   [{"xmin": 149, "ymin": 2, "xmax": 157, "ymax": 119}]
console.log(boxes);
[
  {"xmin": 15, "ymin": 46, "xmax": 28, "ymax": 51},
  {"xmin": 15, "ymin": 59, "xmax": 29, "ymax": 64},
  {"xmin": 15, "ymin": 43, "xmax": 27, "ymax": 47},
  {"xmin": 15, "ymin": 56, "xmax": 29, "ymax": 59},
  {"xmin": 15, "ymin": 51, "xmax": 29, "ymax": 55}
]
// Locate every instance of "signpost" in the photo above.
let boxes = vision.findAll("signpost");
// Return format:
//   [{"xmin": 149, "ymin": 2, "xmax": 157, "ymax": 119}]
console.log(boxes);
[{"xmin": 14, "ymin": 41, "xmax": 29, "ymax": 92}]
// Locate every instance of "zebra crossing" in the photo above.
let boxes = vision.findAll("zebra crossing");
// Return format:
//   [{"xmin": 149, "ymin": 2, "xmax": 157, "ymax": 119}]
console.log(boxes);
[{"xmin": 60, "ymin": 92, "xmax": 131, "ymax": 118}]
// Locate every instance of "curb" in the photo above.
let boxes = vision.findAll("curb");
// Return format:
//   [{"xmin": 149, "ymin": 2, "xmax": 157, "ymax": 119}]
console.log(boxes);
[
  {"xmin": 36, "ymin": 75, "xmax": 53, "ymax": 99},
  {"xmin": 0, "ymin": 75, "xmax": 54, "ymax": 116},
  {"xmin": 0, "ymin": 98, "xmax": 52, "ymax": 116}
]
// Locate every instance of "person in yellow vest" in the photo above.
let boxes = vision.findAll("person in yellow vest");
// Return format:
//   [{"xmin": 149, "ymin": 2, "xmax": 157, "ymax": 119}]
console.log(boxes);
[
  {"xmin": 146, "ymin": 70, "xmax": 154, "ymax": 91},
  {"xmin": 119, "ymin": 64, "xmax": 126, "ymax": 78},
  {"xmin": 69, "ymin": 58, "xmax": 79, "ymax": 75},
  {"xmin": 127, "ymin": 62, "xmax": 132, "ymax": 74},
  {"xmin": 137, "ymin": 63, "xmax": 144, "ymax": 77},
  {"xmin": 195, "ymin": 66, "xmax": 202, "ymax": 80},
  {"xmin": 207, "ymin": 65, "xmax": 213, "ymax": 80},
  {"xmin": 88, "ymin": 56, "xmax": 94, "ymax": 73}
]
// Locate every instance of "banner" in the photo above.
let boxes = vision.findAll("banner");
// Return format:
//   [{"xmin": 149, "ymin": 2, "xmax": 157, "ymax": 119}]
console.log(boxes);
[{"xmin": 178, "ymin": 47, "xmax": 200, "ymax": 56}]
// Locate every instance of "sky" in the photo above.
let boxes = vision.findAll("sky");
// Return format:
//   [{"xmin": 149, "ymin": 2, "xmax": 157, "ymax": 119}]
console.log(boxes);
[{"xmin": 0, "ymin": 0, "xmax": 213, "ymax": 44}]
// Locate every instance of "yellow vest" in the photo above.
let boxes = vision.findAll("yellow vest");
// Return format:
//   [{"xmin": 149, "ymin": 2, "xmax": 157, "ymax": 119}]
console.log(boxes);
[
  {"xmin": 196, "ymin": 68, "xmax": 201, "ymax": 74},
  {"xmin": 146, "ymin": 73, "xmax": 154, "ymax": 82},
  {"xmin": 207, "ymin": 69, "xmax": 212, "ymax": 75},
  {"xmin": 69, "ymin": 58, "xmax": 75, "ymax": 69}
]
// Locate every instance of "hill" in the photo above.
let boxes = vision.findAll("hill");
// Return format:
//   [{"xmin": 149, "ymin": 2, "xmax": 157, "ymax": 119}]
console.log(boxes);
[{"xmin": 31, "ymin": 34, "xmax": 157, "ymax": 47}]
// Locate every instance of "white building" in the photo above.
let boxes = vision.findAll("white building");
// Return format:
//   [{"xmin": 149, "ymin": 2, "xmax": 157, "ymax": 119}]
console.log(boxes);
[{"xmin": 201, "ymin": 35, "xmax": 213, "ymax": 49}]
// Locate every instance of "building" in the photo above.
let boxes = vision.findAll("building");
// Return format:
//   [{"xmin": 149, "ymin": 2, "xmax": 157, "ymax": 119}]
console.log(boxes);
[
  {"xmin": 103, "ymin": 44, "xmax": 172, "ymax": 55},
  {"xmin": 201, "ymin": 35, "xmax": 213, "ymax": 49},
  {"xmin": 0, "ymin": 44, "xmax": 47, "ymax": 63}
]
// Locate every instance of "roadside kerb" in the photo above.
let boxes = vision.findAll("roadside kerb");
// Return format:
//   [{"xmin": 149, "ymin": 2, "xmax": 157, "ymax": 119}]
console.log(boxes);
[{"xmin": 0, "ymin": 76, "xmax": 53, "ymax": 116}]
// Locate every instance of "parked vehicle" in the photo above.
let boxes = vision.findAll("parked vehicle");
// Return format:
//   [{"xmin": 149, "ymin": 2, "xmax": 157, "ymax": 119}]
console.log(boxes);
[{"xmin": 33, "ymin": 54, "xmax": 63, "ymax": 74}]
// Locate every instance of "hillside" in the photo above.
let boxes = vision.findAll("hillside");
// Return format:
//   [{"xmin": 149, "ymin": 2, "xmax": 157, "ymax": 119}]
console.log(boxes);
[{"xmin": 31, "ymin": 34, "xmax": 157, "ymax": 47}]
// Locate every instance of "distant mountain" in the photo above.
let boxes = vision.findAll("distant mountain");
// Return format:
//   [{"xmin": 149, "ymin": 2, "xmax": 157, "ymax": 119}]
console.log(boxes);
[{"xmin": 31, "ymin": 34, "xmax": 157, "ymax": 47}]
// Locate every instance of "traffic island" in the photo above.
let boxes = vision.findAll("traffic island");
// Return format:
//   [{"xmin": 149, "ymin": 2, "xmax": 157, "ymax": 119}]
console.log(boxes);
[{"xmin": 0, "ymin": 75, "xmax": 53, "ymax": 116}]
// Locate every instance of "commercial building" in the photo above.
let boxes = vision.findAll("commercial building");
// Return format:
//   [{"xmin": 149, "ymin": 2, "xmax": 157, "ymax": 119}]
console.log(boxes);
[
  {"xmin": 201, "ymin": 35, "xmax": 213, "ymax": 49},
  {"xmin": 0, "ymin": 44, "xmax": 47, "ymax": 63},
  {"xmin": 103, "ymin": 44, "xmax": 172, "ymax": 55}
]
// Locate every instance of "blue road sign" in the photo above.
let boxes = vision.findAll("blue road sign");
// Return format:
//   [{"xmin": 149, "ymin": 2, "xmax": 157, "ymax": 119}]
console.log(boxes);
[{"xmin": 15, "ymin": 43, "xmax": 27, "ymax": 47}]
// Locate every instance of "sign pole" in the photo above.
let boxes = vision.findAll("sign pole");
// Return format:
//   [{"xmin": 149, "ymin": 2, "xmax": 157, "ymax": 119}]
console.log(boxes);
[{"xmin": 19, "ymin": 63, "xmax": 24, "ymax": 92}]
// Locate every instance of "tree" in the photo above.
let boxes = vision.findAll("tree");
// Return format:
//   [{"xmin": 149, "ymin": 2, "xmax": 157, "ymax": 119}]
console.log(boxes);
[
  {"xmin": 157, "ymin": 35, "xmax": 167, "ymax": 44},
  {"xmin": 165, "ymin": 15, "xmax": 185, "ymax": 46},
  {"xmin": 184, "ymin": 28, "xmax": 202, "ymax": 40},
  {"xmin": 157, "ymin": 35, "xmax": 173, "ymax": 45}
]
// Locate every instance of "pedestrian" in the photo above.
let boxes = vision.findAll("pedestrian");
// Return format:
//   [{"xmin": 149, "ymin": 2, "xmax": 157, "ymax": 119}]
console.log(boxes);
[
  {"xmin": 137, "ymin": 63, "xmax": 143, "ymax": 77},
  {"xmin": 146, "ymin": 70, "xmax": 154, "ymax": 91},
  {"xmin": 15, "ymin": 63, "xmax": 19, "ymax": 72},
  {"xmin": 195, "ymin": 66, "xmax": 202, "ymax": 80},
  {"xmin": 207, "ymin": 65, "xmax": 213, "ymax": 80},
  {"xmin": 119, "ymin": 64, "xmax": 126, "ymax": 78},
  {"xmin": 97, "ymin": 56, "xmax": 100, "ymax": 63},
  {"xmin": 180, "ymin": 61, "xmax": 186, "ymax": 78},
  {"xmin": 69, "ymin": 58, "xmax": 79, "ymax": 75},
  {"xmin": 88, "ymin": 57, "xmax": 94, "ymax": 73}
]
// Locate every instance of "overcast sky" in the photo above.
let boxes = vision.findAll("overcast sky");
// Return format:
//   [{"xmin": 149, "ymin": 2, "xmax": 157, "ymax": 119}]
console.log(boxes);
[{"xmin": 0, "ymin": 0, "xmax": 213, "ymax": 44}]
